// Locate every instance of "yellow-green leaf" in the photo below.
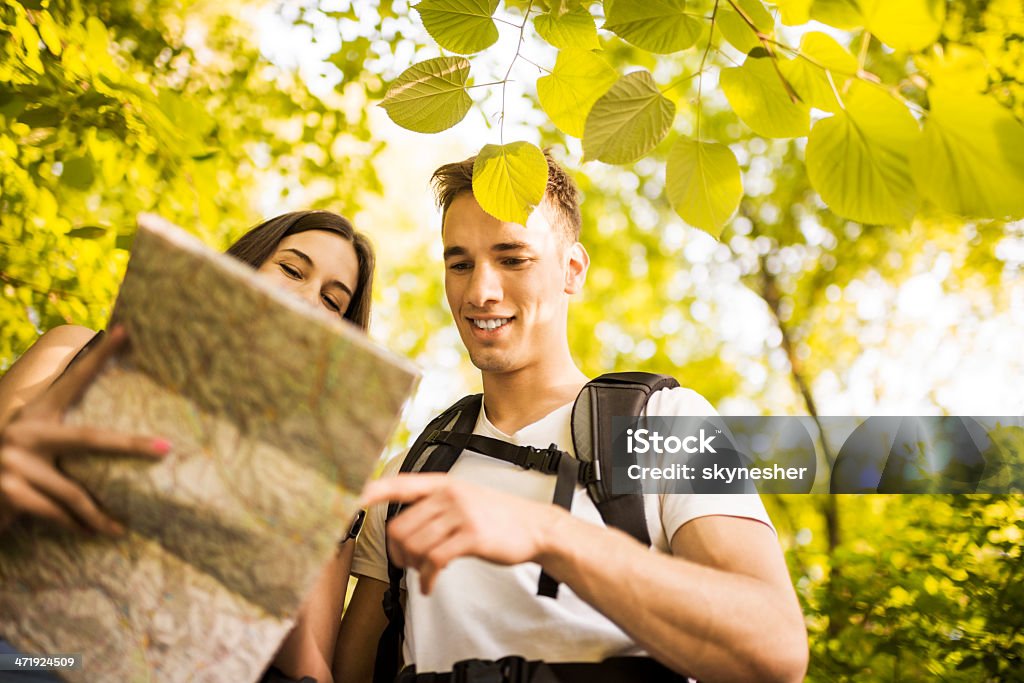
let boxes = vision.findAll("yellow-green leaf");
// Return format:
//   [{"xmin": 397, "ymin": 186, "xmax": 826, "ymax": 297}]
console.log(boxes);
[
  {"xmin": 37, "ymin": 12, "xmax": 63, "ymax": 56},
  {"xmin": 860, "ymin": 0, "xmax": 945, "ymax": 52},
  {"xmin": 806, "ymin": 83, "xmax": 921, "ymax": 224},
  {"xmin": 810, "ymin": 0, "xmax": 862, "ymax": 29},
  {"xmin": 535, "ymin": 6, "xmax": 600, "ymax": 50},
  {"xmin": 915, "ymin": 45, "xmax": 988, "ymax": 94},
  {"xmin": 583, "ymin": 70, "xmax": 676, "ymax": 164},
  {"xmin": 15, "ymin": 14, "xmax": 44, "ymax": 74},
  {"xmin": 414, "ymin": 0, "xmax": 499, "ymax": 54},
  {"xmin": 537, "ymin": 49, "xmax": 617, "ymax": 138},
  {"xmin": 717, "ymin": 0, "xmax": 774, "ymax": 55},
  {"xmin": 720, "ymin": 56, "xmax": 809, "ymax": 138},
  {"xmin": 775, "ymin": 0, "xmax": 813, "ymax": 25},
  {"xmin": 780, "ymin": 32, "xmax": 857, "ymax": 112},
  {"xmin": 666, "ymin": 137, "xmax": 743, "ymax": 238},
  {"xmin": 603, "ymin": 0, "xmax": 704, "ymax": 54},
  {"xmin": 379, "ymin": 57, "xmax": 473, "ymax": 133},
  {"xmin": 472, "ymin": 142, "xmax": 550, "ymax": 225},
  {"xmin": 911, "ymin": 88, "xmax": 1024, "ymax": 219}
]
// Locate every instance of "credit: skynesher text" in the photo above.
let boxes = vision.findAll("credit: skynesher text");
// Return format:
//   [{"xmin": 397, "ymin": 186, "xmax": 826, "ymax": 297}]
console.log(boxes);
[{"xmin": 627, "ymin": 463, "xmax": 809, "ymax": 484}]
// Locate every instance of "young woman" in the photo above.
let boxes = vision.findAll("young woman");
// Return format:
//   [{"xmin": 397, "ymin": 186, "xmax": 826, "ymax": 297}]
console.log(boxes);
[{"xmin": 0, "ymin": 210, "xmax": 372, "ymax": 683}]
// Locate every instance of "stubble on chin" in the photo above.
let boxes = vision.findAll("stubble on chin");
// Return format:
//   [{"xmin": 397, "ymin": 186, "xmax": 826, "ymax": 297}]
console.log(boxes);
[{"xmin": 468, "ymin": 348, "xmax": 513, "ymax": 373}]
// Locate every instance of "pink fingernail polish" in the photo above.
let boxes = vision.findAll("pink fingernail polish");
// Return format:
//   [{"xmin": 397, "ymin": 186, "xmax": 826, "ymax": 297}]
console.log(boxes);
[{"xmin": 152, "ymin": 438, "xmax": 172, "ymax": 455}]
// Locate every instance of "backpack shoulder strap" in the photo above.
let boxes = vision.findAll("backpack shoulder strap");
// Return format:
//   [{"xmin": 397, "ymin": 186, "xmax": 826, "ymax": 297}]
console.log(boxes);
[
  {"xmin": 571, "ymin": 372, "xmax": 679, "ymax": 546},
  {"xmin": 373, "ymin": 394, "xmax": 482, "ymax": 683}
]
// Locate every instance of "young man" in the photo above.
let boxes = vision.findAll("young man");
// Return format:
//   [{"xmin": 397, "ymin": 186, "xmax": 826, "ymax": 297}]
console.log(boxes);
[{"xmin": 335, "ymin": 155, "xmax": 808, "ymax": 683}]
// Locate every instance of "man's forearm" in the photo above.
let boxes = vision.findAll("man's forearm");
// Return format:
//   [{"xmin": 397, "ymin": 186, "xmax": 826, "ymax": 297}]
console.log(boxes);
[{"xmin": 536, "ymin": 510, "xmax": 808, "ymax": 683}]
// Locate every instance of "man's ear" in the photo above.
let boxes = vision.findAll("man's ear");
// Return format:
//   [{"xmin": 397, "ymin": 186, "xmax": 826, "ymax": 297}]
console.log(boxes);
[{"xmin": 564, "ymin": 242, "xmax": 589, "ymax": 295}]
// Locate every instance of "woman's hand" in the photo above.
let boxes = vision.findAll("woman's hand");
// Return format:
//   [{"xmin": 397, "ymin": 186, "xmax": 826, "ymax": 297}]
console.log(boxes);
[{"xmin": 0, "ymin": 326, "xmax": 170, "ymax": 536}]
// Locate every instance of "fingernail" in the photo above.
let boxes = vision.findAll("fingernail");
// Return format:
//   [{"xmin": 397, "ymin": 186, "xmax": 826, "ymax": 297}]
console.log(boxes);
[
  {"xmin": 152, "ymin": 438, "xmax": 172, "ymax": 455},
  {"xmin": 110, "ymin": 522, "xmax": 126, "ymax": 536}
]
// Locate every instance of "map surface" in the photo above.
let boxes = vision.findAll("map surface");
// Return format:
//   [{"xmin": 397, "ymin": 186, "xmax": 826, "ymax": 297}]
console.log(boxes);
[{"xmin": 0, "ymin": 214, "xmax": 419, "ymax": 682}]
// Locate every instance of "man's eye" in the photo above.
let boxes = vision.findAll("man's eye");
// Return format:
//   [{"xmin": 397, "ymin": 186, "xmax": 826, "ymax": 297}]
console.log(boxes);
[
  {"xmin": 449, "ymin": 262, "xmax": 472, "ymax": 271},
  {"xmin": 503, "ymin": 258, "xmax": 528, "ymax": 267},
  {"xmin": 280, "ymin": 263, "xmax": 301, "ymax": 278}
]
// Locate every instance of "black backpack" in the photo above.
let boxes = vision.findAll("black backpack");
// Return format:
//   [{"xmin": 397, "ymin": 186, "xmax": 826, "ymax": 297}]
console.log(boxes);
[{"xmin": 372, "ymin": 372, "xmax": 679, "ymax": 683}]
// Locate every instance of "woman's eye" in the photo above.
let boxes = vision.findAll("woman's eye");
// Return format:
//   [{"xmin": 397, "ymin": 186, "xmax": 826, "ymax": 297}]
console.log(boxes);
[
  {"xmin": 280, "ymin": 263, "xmax": 301, "ymax": 278},
  {"xmin": 322, "ymin": 294, "xmax": 341, "ymax": 312}
]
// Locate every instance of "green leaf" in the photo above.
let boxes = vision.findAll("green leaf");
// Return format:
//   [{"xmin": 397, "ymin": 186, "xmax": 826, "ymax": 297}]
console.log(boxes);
[
  {"xmin": 537, "ymin": 49, "xmax": 618, "ymax": 138},
  {"xmin": 379, "ymin": 57, "xmax": 473, "ymax": 133},
  {"xmin": 779, "ymin": 32, "xmax": 857, "ymax": 112},
  {"xmin": 603, "ymin": 0, "xmax": 704, "ymax": 54},
  {"xmin": 472, "ymin": 142, "xmax": 550, "ymax": 225},
  {"xmin": 809, "ymin": 0, "xmax": 862, "ymax": 29},
  {"xmin": 860, "ymin": 0, "xmax": 945, "ymax": 52},
  {"xmin": 806, "ymin": 83, "xmax": 921, "ymax": 224},
  {"xmin": 911, "ymin": 88, "xmax": 1024, "ymax": 219},
  {"xmin": 535, "ymin": 6, "xmax": 600, "ymax": 50},
  {"xmin": 717, "ymin": 0, "xmax": 774, "ymax": 55},
  {"xmin": 115, "ymin": 233, "xmax": 135, "ymax": 251},
  {"xmin": 66, "ymin": 226, "xmax": 107, "ymax": 239},
  {"xmin": 414, "ymin": 0, "xmax": 499, "ymax": 54},
  {"xmin": 666, "ymin": 137, "xmax": 743, "ymax": 238},
  {"xmin": 720, "ymin": 56, "xmax": 809, "ymax": 138},
  {"xmin": 17, "ymin": 105, "xmax": 63, "ymax": 128},
  {"xmin": 583, "ymin": 70, "xmax": 676, "ymax": 164},
  {"xmin": 61, "ymin": 155, "xmax": 96, "ymax": 190}
]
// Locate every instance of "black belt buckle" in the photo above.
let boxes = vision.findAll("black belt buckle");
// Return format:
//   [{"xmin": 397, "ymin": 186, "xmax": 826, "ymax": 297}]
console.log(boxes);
[
  {"xmin": 452, "ymin": 656, "xmax": 527, "ymax": 683},
  {"xmin": 499, "ymin": 655, "xmax": 528, "ymax": 683},
  {"xmin": 452, "ymin": 659, "xmax": 501, "ymax": 683}
]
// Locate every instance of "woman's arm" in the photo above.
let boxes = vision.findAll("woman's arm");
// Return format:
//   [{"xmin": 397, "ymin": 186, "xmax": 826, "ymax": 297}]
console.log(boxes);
[
  {"xmin": 0, "ymin": 325, "xmax": 97, "ymax": 424},
  {"xmin": 0, "ymin": 325, "xmax": 167, "ymax": 534},
  {"xmin": 272, "ymin": 541, "xmax": 355, "ymax": 683}
]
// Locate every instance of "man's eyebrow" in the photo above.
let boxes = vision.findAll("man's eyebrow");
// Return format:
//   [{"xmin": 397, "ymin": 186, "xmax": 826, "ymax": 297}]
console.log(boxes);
[
  {"xmin": 492, "ymin": 241, "xmax": 530, "ymax": 252},
  {"xmin": 443, "ymin": 242, "xmax": 532, "ymax": 260},
  {"xmin": 280, "ymin": 248, "xmax": 312, "ymax": 266}
]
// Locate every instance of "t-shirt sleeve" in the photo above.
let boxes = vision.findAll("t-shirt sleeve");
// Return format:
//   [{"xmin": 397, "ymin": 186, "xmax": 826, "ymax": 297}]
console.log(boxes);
[
  {"xmin": 351, "ymin": 454, "xmax": 404, "ymax": 584},
  {"xmin": 644, "ymin": 387, "xmax": 776, "ymax": 545}
]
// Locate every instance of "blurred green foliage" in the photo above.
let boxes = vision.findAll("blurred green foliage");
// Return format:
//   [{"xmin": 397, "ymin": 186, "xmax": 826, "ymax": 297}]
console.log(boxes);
[{"xmin": 2, "ymin": 1, "xmax": 1023, "ymax": 680}]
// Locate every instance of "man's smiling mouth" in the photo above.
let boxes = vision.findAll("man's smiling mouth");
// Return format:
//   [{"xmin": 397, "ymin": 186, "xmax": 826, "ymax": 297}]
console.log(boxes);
[{"xmin": 470, "ymin": 317, "xmax": 513, "ymax": 330}]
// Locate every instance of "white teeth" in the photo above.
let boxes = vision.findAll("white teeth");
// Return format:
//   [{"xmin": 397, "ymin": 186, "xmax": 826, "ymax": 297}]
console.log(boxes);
[{"xmin": 472, "ymin": 318, "xmax": 511, "ymax": 330}]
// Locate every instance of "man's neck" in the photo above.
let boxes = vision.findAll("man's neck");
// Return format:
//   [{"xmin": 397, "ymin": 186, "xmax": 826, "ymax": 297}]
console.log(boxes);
[{"xmin": 480, "ymin": 354, "xmax": 589, "ymax": 436}]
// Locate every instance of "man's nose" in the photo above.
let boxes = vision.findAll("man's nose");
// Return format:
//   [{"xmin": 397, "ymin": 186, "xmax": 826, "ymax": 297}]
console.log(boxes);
[{"xmin": 466, "ymin": 262, "xmax": 502, "ymax": 307}]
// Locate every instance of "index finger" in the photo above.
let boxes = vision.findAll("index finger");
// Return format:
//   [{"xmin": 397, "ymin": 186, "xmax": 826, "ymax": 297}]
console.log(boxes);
[
  {"xmin": 36, "ymin": 326, "xmax": 129, "ymax": 415},
  {"xmin": 359, "ymin": 473, "xmax": 448, "ymax": 507}
]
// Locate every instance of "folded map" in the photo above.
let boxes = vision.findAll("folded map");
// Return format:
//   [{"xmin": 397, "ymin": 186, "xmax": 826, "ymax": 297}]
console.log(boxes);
[{"xmin": 0, "ymin": 214, "xmax": 419, "ymax": 682}]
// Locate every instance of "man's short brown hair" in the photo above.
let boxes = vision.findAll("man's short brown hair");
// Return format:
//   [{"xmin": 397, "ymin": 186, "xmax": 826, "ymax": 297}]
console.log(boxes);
[{"xmin": 431, "ymin": 150, "xmax": 583, "ymax": 242}]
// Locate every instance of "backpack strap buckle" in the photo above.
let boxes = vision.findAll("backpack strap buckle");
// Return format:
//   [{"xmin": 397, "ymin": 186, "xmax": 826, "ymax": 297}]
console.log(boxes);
[
  {"xmin": 521, "ymin": 444, "xmax": 561, "ymax": 474},
  {"xmin": 578, "ymin": 460, "xmax": 600, "ymax": 485}
]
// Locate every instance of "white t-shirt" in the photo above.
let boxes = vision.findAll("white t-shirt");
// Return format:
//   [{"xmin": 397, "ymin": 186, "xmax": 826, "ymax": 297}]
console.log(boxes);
[{"xmin": 352, "ymin": 387, "xmax": 774, "ymax": 674}]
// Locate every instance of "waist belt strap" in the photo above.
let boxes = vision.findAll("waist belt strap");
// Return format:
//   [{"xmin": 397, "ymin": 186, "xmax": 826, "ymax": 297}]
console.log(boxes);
[{"xmin": 396, "ymin": 656, "xmax": 690, "ymax": 683}]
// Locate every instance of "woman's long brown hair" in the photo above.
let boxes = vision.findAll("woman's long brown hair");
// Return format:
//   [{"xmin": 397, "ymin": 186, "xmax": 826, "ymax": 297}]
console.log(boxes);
[{"xmin": 226, "ymin": 211, "xmax": 375, "ymax": 329}]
